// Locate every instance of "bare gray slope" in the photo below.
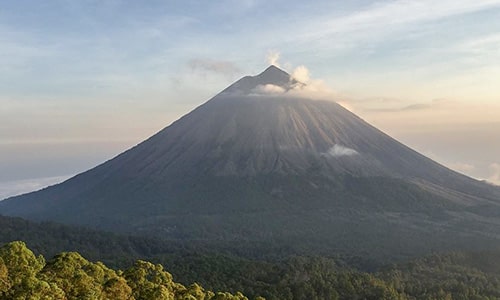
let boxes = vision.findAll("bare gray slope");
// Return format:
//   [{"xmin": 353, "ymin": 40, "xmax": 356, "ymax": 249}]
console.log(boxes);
[{"xmin": 1, "ymin": 65, "xmax": 500, "ymax": 260}]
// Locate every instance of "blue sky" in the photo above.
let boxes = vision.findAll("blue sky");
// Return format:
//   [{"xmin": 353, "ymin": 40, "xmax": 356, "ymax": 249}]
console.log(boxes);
[{"xmin": 1, "ymin": 0, "xmax": 500, "ymax": 198}]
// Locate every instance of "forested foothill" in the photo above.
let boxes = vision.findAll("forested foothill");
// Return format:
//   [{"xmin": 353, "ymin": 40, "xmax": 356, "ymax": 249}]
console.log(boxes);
[{"xmin": 2, "ymin": 214, "xmax": 500, "ymax": 299}]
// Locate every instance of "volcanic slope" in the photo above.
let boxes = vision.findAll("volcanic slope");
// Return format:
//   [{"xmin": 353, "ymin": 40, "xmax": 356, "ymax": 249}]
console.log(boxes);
[{"xmin": 2, "ymin": 65, "xmax": 500, "ymax": 260}]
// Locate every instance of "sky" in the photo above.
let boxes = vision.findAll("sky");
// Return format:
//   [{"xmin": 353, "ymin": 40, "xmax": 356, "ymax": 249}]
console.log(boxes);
[{"xmin": 1, "ymin": 0, "xmax": 500, "ymax": 199}]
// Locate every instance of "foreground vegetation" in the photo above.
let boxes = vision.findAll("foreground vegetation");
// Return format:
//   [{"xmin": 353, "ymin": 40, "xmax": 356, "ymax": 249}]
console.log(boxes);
[
  {"xmin": 0, "ymin": 241, "xmax": 252, "ymax": 300},
  {"xmin": 3, "ymin": 216, "xmax": 500, "ymax": 299},
  {"xmin": 3, "ymin": 241, "xmax": 500, "ymax": 299}
]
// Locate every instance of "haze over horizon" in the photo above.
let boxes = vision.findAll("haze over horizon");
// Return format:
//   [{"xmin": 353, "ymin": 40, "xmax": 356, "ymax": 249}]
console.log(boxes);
[{"xmin": 1, "ymin": 0, "xmax": 500, "ymax": 199}]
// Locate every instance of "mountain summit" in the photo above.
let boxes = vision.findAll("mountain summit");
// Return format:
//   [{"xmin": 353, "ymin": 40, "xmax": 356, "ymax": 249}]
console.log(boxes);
[
  {"xmin": 256, "ymin": 64, "xmax": 291, "ymax": 83},
  {"xmin": 1, "ymin": 66, "xmax": 500, "ymax": 261},
  {"xmin": 222, "ymin": 64, "xmax": 299, "ymax": 94}
]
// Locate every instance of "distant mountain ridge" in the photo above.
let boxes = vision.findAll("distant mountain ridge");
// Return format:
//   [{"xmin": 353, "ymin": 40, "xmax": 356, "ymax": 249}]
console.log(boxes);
[{"xmin": 1, "ymin": 65, "xmax": 500, "ymax": 261}]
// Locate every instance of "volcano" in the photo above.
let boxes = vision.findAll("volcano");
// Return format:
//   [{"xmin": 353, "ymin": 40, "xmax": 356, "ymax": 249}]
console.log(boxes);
[{"xmin": 2, "ymin": 65, "xmax": 500, "ymax": 260}]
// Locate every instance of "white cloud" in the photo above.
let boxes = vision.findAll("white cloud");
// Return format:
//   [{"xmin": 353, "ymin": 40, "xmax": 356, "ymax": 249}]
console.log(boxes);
[
  {"xmin": 287, "ymin": 73, "xmax": 338, "ymax": 101},
  {"xmin": 252, "ymin": 84, "xmax": 286, "ymax": 94},
  {"xmin": 325, "ymin": 144, "xmax": 359, "ymax": 157},
  {"xmin": 454, "ymin": 33, "xmax": 500, "ymax": 67},
  {"xmin": 291, "ymin": 65, "xmax": 310, "ymax": 83},
  {"xmin": 487, "ymin": 163, "xmax": 500, "ymax": 185},
  {"xmin": 298, "ymin": 0, "xmax": 500, "ymax": 43},
  {"xmin": 458, "ymin": 33, "xmax": 500, "ymax": 55},
  {"xmin": 286, "ymin": 80, "xmax": 338, "ymax": 101}
]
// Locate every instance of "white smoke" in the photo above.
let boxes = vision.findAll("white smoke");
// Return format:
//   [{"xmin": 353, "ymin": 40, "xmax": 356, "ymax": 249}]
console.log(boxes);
[
  {"xmin": 260, "ymin": 52, "xmax": 340, "ymax": 101},
  {"xmin": 288, "ymin": 64, "xmax": 338, "ymax": 101},
  {"xmin": 325, "ymin": 144, "xmax": 359, "ymax": 157},
  {"xmin": 266, "ymin": 50, "xmax": 281, "ymax": 66},
  {"xmin": 291, "ymin": 65, "xmax": 310, "ymax": 83},
  {"xmin": 288, "ymin": 78, "xmax": 335, "ymax": 99}
]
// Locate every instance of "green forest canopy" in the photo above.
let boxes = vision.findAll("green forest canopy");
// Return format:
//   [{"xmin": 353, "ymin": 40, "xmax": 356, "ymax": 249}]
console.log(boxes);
[
  {"xmin": 3, "ymin": 241, "xmax": 500, "ymax": 300},
  {"xmin": 0, "ymin": 241, "xmax": 253, "ymax": 300}
]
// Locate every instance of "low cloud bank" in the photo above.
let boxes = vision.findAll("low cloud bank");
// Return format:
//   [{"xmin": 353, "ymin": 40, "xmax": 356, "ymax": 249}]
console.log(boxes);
[{"xmin": 0, "ymin": 175, "xmax": 71, "ymax": 200}]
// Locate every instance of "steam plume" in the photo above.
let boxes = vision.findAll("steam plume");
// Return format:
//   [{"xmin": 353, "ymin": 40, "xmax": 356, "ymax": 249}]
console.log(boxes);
[{"xmin": 266, "ymin": 50, "xmax": 281, "ymax": 66}]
